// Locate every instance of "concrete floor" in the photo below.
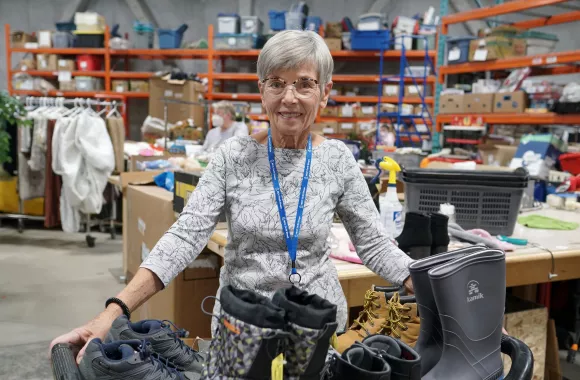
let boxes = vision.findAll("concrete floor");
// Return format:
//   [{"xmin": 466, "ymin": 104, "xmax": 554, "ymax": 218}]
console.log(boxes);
[{"xmin": 0, "ymin": 225, "xmax": 124, "ymax": 380}]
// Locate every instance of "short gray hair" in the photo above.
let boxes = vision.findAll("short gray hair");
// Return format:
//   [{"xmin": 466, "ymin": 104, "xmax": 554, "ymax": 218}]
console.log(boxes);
[
  {"xmin": 212, "ymin": 100, "xmax": 236, "ymax": 119},
  {"xmin": 257, "ymin": 30, "xmax": 334, "ymax": 92}
]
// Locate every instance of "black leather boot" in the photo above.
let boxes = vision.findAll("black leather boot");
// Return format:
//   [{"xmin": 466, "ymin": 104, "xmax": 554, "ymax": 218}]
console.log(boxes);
[
  {"xmin": 430, "ymin": 213, "xmax": 450, "ymax": 255},
  {"xmin": 362, "ymin": 335, "xmax": 421, "ymax": 380},
  {"xmin": 396, "ymin": 212, "xmax": 432, "ymax": 259}
]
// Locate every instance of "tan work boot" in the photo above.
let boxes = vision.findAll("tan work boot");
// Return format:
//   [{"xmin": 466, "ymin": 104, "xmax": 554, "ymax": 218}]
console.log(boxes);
[
  {"xmin": 336, "ymin": 285, "xmax": 402, "ymax": 353},
  {"xmin": 378, "ymin": 292, "xmax": 420, "ymax": 347}
]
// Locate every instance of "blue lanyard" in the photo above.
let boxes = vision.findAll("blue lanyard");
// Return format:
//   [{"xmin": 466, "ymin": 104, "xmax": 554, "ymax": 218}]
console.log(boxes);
[{"xmin": 267, "ymin": 128, "xmax": 312, "ymax": 284}]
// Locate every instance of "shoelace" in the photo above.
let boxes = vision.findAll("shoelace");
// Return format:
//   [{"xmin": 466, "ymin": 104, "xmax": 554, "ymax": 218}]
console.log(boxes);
[
  {"xmin": 137, "ymin": 340, "xmax": 184, "ymax": 380},
  {"xmin": 161, "ymin": 320, "xmax": 204, "ymax": 363},
  {"xmin": 378, "ymin": 293, "xmax": 411, "ymax": 339},
  {"xmin": 351, "ymin": 290, "xmax": 381, "ymax": 337}
]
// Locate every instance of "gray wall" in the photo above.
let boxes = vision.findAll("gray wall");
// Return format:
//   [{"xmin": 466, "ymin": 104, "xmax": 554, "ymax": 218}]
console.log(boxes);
[{"xmin": 1, "ymin": 0, "xmax": 578, "ymax": 137}]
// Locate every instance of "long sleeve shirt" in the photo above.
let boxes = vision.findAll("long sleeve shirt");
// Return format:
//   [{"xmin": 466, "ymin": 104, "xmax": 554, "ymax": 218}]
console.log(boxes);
[{"xmin": 141, "ymin": 136, "xmax": 413, "ymax": 330}]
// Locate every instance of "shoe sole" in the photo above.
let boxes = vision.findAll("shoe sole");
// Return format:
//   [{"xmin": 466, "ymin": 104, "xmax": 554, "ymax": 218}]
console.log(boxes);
[{"xmin": 51, "ymin": 343, "xmax": 82, "ymax": 380}]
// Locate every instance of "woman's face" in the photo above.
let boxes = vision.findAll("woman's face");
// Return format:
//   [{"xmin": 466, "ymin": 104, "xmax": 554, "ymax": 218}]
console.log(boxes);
[{"xmin": 259, "ymin": 63, "xmax": 332, "ymax": 136}]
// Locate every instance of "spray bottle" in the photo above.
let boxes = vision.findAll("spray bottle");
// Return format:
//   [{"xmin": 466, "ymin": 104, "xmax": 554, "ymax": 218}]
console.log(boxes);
[{"xmin": 378, "ymin": 156, "xmax": 403, "ymax": 239}]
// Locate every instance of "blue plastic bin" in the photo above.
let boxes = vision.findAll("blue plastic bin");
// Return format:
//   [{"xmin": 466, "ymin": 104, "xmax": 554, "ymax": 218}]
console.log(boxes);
[
  {"xmin": 305, "ymin": 16, "xmax": 322, "ymax": 32},
  {"xmin": 350, "ymin": 30, "xmax": 390, "ymax": 51},
  {"xmin": 158, "ymin": 24, "xmax": 188, "ymax": 49},
  {"xmin": 447, "ymin": 36, "xmax": 475, "ymax": 64},
  {"xmin": 269, "ymin": 11, "xmax": 286, "ymax": 31}
]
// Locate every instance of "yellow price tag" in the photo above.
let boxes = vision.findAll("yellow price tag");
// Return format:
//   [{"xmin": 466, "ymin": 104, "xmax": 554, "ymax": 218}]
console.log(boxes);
[{"xmin": 271, "ymin": 353, "xmax": 284, "ymax": 380}]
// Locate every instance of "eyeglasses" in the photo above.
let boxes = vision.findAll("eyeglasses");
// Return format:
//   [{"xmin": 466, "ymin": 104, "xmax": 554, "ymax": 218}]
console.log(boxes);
[{"xmin": 261, "ymin": 77, "xmax": 320, "ymax": 99}]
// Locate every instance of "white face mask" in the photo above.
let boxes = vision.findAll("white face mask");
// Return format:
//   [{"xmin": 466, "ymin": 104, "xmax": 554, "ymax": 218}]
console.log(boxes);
[{"xmin": 212, "ymin": 114, "xmax": 224, "ymax": 128}]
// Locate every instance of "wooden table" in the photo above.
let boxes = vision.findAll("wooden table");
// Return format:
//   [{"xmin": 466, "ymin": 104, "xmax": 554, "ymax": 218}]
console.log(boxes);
[{"xmin": 208, "ymin": 207, "xmax": 580, "ymax": 310}]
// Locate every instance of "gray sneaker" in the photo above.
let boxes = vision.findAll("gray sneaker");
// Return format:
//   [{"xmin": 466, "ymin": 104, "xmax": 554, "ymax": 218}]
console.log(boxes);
[
  {"xmin": 107, "ymin": 316, "xmax": 204, "ymax": 379},
  {"xmin": 79, "ymin": 338, "xmax": 184, "ymax": 380}
]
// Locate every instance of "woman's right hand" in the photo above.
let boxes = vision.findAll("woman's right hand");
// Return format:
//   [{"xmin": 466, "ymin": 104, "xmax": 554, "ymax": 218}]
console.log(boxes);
[{"xmin": 49, "ymin": 308, "xmax": 121, "ymax": 364}]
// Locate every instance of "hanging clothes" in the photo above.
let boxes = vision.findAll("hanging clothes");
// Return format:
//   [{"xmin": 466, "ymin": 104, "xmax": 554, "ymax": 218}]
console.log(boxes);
[
  {"xmin": 44, "ymin": 119, "xmax": 61, "ymax": 228},
  {"xmin": 1, "ymin": 121, "xmax": 18, "ymax": 176},
  {"xmin": 52, "ymin": 111, "xmax": 115, "ymax": 232},
  {"xmin": 106, "ymin": 116, "xmax": 125, "ymax": 173}
]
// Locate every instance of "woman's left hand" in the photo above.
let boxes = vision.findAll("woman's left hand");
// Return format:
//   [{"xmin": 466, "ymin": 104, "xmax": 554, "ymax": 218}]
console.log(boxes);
[{"xmin": 403, "ymin": 276, "xmax": 414, "ymax": 294}]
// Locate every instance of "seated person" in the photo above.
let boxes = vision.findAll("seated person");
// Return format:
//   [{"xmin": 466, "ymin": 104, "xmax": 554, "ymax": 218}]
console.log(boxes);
[{"xmin": 202, "ymin": 101, "xmax": 249, "ymax": 151}]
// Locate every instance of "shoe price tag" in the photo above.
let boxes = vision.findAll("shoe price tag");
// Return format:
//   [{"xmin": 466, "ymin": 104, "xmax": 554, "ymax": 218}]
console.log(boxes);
[{"xmin": 271, "ymin": 353, "xmax": 284, "ymax": 380}]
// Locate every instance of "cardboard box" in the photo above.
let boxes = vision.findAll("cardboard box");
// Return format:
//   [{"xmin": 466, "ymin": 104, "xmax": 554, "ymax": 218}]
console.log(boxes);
[
  {"xmin": 36, "ymin": 54, "xmax": 57, "ymax": 71},
  {"xmin": 312, "ymin": 121, "xmax": 338, "ymax": 135},
  {"xmin": 439, "ymin": 94, "xmax": 465, "ymax": 114},
  {"xmin": 57, "ymin": 59, "xmax": 75, "ymax": 71},
  {"xmin": 357, "ymin": 121, "xmax": 375, "ymax": 133},
  {"xmin": 37, "ymin": 30, "xmax": 53, "ymax": 47},
  {"xmin": 149, "ymin": 78, "xmax": 205, "ymax": 125},
  {"xmin": 355, "ymin": 105, "xmax": 376, "ymax": 118},
  {"xmin": 464, "ymin": 93, "xmax": 494, "ymax": 114},
  {"xmin": 493, "ymin": 91, "xmax": 528, "ymax": 113},
  {"xmin": 11, "ymin": 31, "xmax": 36, "ymax": 48},
  {"xmin": 405, "ymin": 85, "xmax": 424, "ymax": 97},
  {"xmin": 112, "ymin": 80, "xmax": 129, "ymax": 93},
  {"xmin": 414, "ymin": 105, "xmax": 433, "ymax": 117},
  {"xmin": 470, "ymin": 36, "xmax": 526, "ymax": 61},
  {"xmin": 126, "ymin": 185, "xmax": 219, "ymax": 339},
  {"xmin": 338, "ymin": 104, "xmax": 355, "ymax": 117},
  {"xmin": 16, "ymin": 58, "xmax": 36, "ymax": 71},
  {"xmin": 326, "ymin": 22, "xmax": 342, "ymax": 38},
  {"xmin": 130, "ymin": 80, "xmax": 149, "ymax": 92},
  {"xmin": 478, "ymin": 140, "xmax": 517, "ymax": 166},
  {"xmin": 339, "ymin": 122, "xmax": 357, "ymax": 134},
  {"xmin": 59, "ymin": 80, "xmax": 76, "ymax": 91},
  {"xmin": 324, "ymin": 38, "xmax": 342, "ymax": 51},
  {"xmin": 380, "ymin": 103, "xmax": 397, "ymax": 114},
  {"xmin": 383, "ymin": 84, "xmax": 399, "ymax": 97},
  {"xmin": 319, "ymin": 106, "xmax": 338, "ymax": 117}
]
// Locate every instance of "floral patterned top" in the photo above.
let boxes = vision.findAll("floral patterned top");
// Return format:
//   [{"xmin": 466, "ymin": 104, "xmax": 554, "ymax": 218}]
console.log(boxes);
[{"xmin": 141, "ymin": 136, "xmax": 413, "ymax": 330}]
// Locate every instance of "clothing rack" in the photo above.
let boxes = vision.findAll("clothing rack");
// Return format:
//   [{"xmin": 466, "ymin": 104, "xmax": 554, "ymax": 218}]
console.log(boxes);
[{"xmin": 0, "ymin": 96, "xmax": 125, "ymax": 247}]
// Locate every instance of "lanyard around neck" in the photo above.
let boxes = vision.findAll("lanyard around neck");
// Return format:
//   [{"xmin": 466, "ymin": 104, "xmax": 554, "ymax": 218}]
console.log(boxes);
[{"xmin": 267, "ymin": 128, "xmax": 313, "ymax": 284}]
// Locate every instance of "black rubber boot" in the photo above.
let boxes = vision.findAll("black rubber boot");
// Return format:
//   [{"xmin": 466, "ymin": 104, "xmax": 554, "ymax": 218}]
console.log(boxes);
[
  {"xmin": 408, "ymin": 246, "xmax": 487, "ymax": 376},
  {"xmin": 395, "ymin": 212, "xmax": 432, "ymax": 259},
  {"xmin": 423, "ymin": 249, "xmax": 506, "ymax": 380},
  {"xmin": 362, "ymin": 335, "xmax": 421, "ymax": 380},
  {"xmin": 201, "ymin": 285, "xmax": 289, "ymax": 380},
  {"xmin": 501, "ymin": 334, "xmax": 534, "ymax": 380},
  {"xmin": 272, "ymin": 286, "xmax": 338, "ymax": 380},
  {"xmin": 325, "ymin": 343, "xmax": 391, "ymax": 380},
  {"xmin": 430, "ymin": 213, "xmax": 450, "ymax": 255}
]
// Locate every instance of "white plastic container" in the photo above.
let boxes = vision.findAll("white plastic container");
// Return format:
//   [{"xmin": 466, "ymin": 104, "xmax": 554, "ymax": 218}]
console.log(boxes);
[
  {"xmin": 379, "ymin": 186, "xmax": 403, "ymax": 239},
  {"xmin": 217, "ymin": 13, "xmax": 240, "ymax": 34},
  {"xmin": 38, "ymin": 30, "xmax": 53, "ymax": 47},
  {"xmin": 285, "ymin": 12, "xmax": 305, "ymax": 30},
  {"xmin": 357, "ymin": 13, "xmax": 383, "ymax": 31},
  {"xmin": 241, "ymin": 16, "xmax": 263, "ymax": 34},
  {"xmin": 393, "ymin": 32, "xmax": 413, "ymax": 51}
]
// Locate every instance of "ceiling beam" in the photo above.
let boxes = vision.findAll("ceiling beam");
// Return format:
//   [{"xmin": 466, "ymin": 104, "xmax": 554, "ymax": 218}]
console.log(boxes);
[{"xmin": 367, "ymin": 0, "xmax": 393, "ymax": 13}]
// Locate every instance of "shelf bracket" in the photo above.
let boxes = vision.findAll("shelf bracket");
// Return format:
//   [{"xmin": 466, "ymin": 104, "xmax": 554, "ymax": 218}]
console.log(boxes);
[{"xmin": 59, "ymin": 0, "xmax": 90, "ymax": 23}]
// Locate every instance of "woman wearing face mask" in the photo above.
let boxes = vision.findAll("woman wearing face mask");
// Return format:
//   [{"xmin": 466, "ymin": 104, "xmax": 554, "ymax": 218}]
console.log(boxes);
[
  {"xmin": 202, "ymin": 101, "xmax": 249, "ymax": 151},
  {"xmin": 50, "ymin": 30, "xmax": 415, "ymax": 365}
]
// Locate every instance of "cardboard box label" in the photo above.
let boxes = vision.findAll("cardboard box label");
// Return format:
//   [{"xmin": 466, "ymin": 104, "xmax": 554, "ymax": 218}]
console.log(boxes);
[
  {"xmin": 341, "ymin": 123, "xmax": 354, "ymax": 130},
  {"xmin": 448, "ymin": 47, "xmax": 460, "ymax": 61},
  {"xmin": 362, "ymin": 106, "xmax": 374, "ymax": 114},
  {"xmin": 116, "ymin": 85, "xmax": 125, "ymax": 92},
  {"xmin": 341, "ymin": 105, "xmax": 353, "ymax": 117},
  {"xmin": 164, "ymin": 90, "xmax": 173, "ymax": 97},
  {"xmin": 323, "ymin": 128, "xmax": 334, "ymax": 134},
  {"xmin": 138, "ymin": 218, "xmax": 146, "ymax": 235},
  {"xmin": 58, "ymin": 71, "xmax": 71, "ymax": 82},
  {"xmin": 384, "ymin": 85, "xmax": 398, "ymax": 96},
  {"xmin": 473, "ymin": 49, "xmax": 488, "ymax": 61}
]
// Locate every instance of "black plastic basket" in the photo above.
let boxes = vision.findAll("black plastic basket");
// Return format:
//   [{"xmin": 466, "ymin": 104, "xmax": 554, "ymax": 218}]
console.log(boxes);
[{"xmin": 403, "ymin": 168, "xmax": 528, "ymax": 235}]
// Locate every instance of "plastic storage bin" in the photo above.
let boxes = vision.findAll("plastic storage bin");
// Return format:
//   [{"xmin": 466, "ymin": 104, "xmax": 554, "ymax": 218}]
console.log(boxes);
[
  {"xmin": 405, "ymin": 66, "xmax": 431, "ymax": 78},
  {"xmin": 75, "ymin": 76, "xmax": 102, "ymax": 91},
  {"xmin": 268, "ymin": 11, "xmax": 286, "ymax": 31},
  {"xmin": 76, "ymin": 55, "xmax": 102, "ymax": 71},
  {"xmin": 559, "ymin": 153, "xmax": 580, "ymax": 176},
  {"xmin": 214, "ymin": 33, "xmax": 265, "ymax": 50},
  {"xmin": 241, "ymin": 16, "xmax": 263, "ymax": 34},
  {"xmin": 403, "ymin": 168, "xmax": 529, "ymax": 235},
  {"xmin": 73, "ymin": 32, "xmax": 104, "ymax": 48},
  {"xmin": 133, "ymin": 21, "xmax": 154, "ymax": 49},
  {"xmin": 357, "ymin": 13, "xmax": 383, "ymax": 31},
  {"xmin": 447, "ymin": 37, "xmax": 476, "ymax": 64},
  {"xmin": 52, "ymin": 32, "xmax": 74, "ymax": 48},
  {"xmin": 285, "ymin": 12, "xmax": 305, "ymax": 30},
  {"xmin": 351, "ymin": 30, "xmax": 390, "ymax": 51},
  {"xmin": 305, "ymin": 16, "xmax": 322, "ymax": 32},
  {"xmin": 217, "ymin": 13, "xmax": 240, "ymax": 34},
  {"xmin": 158, "ymin": 24, "xmax": 188, "ymax": 49}
]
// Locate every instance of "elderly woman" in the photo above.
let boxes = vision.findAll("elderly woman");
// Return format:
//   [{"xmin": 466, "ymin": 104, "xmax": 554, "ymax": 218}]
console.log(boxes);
[
  {"xmin": 50, "ymin": 30, "xmax": 413, "ymax": 363},
  {"xmin": 202, "ymin": 100, "xmax": 249, "ymax": 151}
]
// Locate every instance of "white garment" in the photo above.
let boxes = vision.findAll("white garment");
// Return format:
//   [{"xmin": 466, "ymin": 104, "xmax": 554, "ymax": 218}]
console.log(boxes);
[
  {"xmin": 52, "ymin": 112, "xmax": 115, "ymax": 232},
  {"xmin": 202, "ymin": 122, "xmax": 249, "ymax": 152}
]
